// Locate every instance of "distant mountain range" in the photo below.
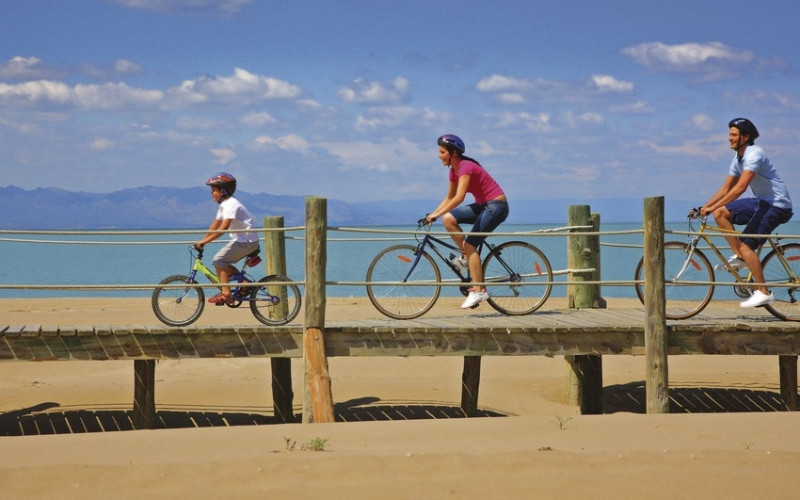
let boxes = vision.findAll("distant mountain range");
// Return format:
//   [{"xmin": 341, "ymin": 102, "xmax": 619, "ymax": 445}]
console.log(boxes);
[{"xmin": 0, "ymin": 185, "xmax": 693, "ymax": 229}]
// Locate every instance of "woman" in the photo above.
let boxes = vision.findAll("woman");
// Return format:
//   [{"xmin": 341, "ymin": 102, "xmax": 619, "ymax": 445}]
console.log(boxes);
[{"xmin": 425, "ymin": 134, "xmax": 509, "ymax": 309}]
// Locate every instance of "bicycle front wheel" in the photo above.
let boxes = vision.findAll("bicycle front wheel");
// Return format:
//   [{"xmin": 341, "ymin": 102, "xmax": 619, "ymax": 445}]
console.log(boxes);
[
  {"xmin": 151, "ymin": 274, "xmax": 205, "ymax": 327},
  {"xmin": 762, "ymin": 243, "xmax": 800, "ymax": 321},
  {"xmin": 483, "ymin": 241, "xmax": 553, "ymax": 315},
  {"xmin": 250, "ymin": 276, "xmax": 302, "ymax": 326},
  {"xmin": 366, "ymin": 244, "xmax": 441, "ymax": 319},
  {"xmin": 634, "ymin": 241, "xmax": 714, "ymax": 320}
]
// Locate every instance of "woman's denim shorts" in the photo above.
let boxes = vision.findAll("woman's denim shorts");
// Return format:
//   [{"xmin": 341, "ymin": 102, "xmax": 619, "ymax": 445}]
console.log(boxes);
[{"xmin": 449, "ymin": 201, "xmax": 510, "ymax": 247}]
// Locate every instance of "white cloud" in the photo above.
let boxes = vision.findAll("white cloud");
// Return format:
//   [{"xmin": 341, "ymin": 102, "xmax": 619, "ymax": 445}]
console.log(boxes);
[
  {"xmin": 253, "ymin": 134, "xmax": 310, "ymax": 154},
  {"xmin": 354, "ymin": 106, "xmax": 440, "ymax": 131},
  {"xmin": 621, "ymin": 41, "xmax": 755, "ymax": 81},
  {"xmin": 210, "ymin": 147, "xmax": 236, "ymax": 164},
  {"xmin": 337, "ymin": 77, "xmax": 410, "ymax": 104},
  {"xmin": 491, "ymin": 111, "xmax": 552, "ymax": 132},
  {"xmin": 107, "ymin": 0, "xmax": 255, "ymax": 15},
  {"xmin": 115, "ymin": 59, "xmax": 144, "ymax": 75},
  {"xmin": 0, "ymin": 80, "xmax": 163, "ymax": 109},
  {"xmin": 691, "ymin": 114, "xmax": 714, "ymax": 131},
  {"xmin": 610, "ymin": 100, "xmax": 654, "ymax": 115},
  {"xmin": 476, "ymin": 74, "xmax": 562, "ymax": 93},
  {"xmin": 0, "ymin": 56, "xmax": 61, "ymax": 80},
  {"xmin": 590, "ymin": 74, "xmax": 634, "ymax": 93},
  {"xmin": 168, "ymin": 68, "xmax": 301, "ymax": 107},
  {"xmin": 640, "ymin": 135, "xmax": 721, "ymax": 160},
  {"xmin": 90, "ymin": 138, "xmax": 114, "ymax": 151},
  {"xmin": 239, "ymin": 111, "xmax": 277, "ymax": 127},
  {"xmin": 320, "ymin": 137, "xmax": 427, "ymax": 172}
]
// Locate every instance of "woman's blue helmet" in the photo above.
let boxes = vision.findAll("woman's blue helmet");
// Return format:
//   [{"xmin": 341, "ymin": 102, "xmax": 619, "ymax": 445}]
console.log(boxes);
[{"xmin": 437, "ymin": 134, "xmax": 465, "ymax": 154}]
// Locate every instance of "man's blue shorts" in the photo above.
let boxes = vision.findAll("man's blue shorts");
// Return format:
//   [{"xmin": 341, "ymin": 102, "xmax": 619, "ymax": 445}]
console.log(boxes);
[
  {"xmin": 449, "ymin": 201, "xmax": 509, "ymax": 248},
  {"xmin": 726, "ymin": 197, "xmax": 793, "ymax": 249}
]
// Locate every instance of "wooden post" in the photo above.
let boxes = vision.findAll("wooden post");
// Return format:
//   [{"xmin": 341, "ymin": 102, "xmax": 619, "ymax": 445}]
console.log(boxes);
[
  {"xmin": 132, "ymin": 359, "xmax": 156, "ymax": 429},
  {"xmin": 643, "ymin": 196, "xmax": 669, "ymax": 414},
  {"xmin": 302, "ymin": 197, "xmax": 335, "ymax": 423},
  {"xmin": 779, "ymin": 355, "xmax": 797, "ymax": 410},
  {"xmin": 460, "ymin": 356, "xmax": 481, "ymax": 416},
  {"xmin": 567, "ymin": 204, "xmax": 603, "ymax": 308},
  {"xmin": 264, "ymin": 216, "xmax": 294, "ymax": 423},
  {"xmin": 564, "ymin": 205, "xmax": 603, "ymax": 414}
]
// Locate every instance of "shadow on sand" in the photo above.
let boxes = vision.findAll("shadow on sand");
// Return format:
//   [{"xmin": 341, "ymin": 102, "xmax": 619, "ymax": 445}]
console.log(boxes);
[{"xmin": 0, "ymin": 386, "xmax": 794, "ymax": 436}]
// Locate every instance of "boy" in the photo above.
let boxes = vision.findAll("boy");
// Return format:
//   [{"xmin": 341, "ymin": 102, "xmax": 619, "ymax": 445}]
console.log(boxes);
[{"xmin": 195, "ymin": 172, "xmax": 260, "ymax": 305}]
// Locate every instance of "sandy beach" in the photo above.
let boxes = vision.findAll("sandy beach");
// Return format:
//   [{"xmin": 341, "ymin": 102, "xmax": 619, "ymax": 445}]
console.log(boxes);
[{"xmin": 1, "ymin": 297, "xmax": 798, "ymax": 499}]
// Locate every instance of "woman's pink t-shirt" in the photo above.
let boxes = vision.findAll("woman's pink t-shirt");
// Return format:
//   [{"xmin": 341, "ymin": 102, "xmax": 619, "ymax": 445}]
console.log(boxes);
[{"xmin": 448, "ymin": 159, "xmax": 504, "ymax": 204}]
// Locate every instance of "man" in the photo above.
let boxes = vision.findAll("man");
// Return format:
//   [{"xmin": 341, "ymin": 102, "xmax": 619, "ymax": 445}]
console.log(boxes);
[{"xmin": 701, "ymin": 118, "xmax": 793, "ymax": 307}]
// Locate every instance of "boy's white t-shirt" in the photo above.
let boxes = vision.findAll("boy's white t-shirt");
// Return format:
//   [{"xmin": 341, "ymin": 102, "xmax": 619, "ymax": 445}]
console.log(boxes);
[{"xmin": 216, "ymin": 197, "xmax": 259, "ymax": 243}]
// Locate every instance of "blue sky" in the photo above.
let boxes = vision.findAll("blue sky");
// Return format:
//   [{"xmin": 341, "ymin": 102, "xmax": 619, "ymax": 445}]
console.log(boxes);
[{"xmin": 2, "ymin": 0, "xmax": 800, "ymax": 209}]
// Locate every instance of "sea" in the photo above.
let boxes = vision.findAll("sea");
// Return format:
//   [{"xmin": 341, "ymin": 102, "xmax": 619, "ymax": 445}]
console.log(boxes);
[{"xmin": 4, "ymin": 222, "xmax": 800, "ymax": 301}]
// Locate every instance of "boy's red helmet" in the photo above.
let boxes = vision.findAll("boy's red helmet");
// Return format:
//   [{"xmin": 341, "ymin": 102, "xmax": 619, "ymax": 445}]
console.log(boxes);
[{"xmin": 205, "ymin": 172, "xmax": 237, "ymax": 197}]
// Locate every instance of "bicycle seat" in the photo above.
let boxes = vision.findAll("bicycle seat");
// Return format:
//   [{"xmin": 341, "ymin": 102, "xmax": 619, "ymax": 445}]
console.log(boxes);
[{"xmin": 245, "ymin": 250, "xmax": 262, "ymax": 267}]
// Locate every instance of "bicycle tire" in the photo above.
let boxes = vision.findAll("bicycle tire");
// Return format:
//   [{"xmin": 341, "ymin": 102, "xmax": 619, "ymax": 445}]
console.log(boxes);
[
  {"xmin": 366, "ymin": 244, "xmax": 441, "ymax": 319},
  {"xmin": 250, "ymin": 275, "xmax": 302, "ymax": 326},
  {"xmin": 151, "ymin": 274, "xmax": 205, "ymax": 327},
  {"xmin": 634, "ymin": 241, "xmax": 714, "ymax": 320},
  {"xmin": 762, "ymin": 243, "xmax": 800, "ymax": 321},
  {"xmin": 483, "ymin": 241, "xmax": 553, "ymax": 315}
]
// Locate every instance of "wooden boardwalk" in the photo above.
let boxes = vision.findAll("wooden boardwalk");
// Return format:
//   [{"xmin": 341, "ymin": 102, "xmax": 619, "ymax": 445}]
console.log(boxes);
[{"xmin": 3, "ymin": 305, "xmax": 799, "ymax": 362}]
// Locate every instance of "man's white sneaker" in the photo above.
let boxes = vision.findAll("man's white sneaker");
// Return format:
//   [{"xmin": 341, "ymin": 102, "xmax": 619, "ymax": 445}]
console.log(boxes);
[
  {"xmin": 461, "ymin": 289, "xmax": 489, "ymax": 309},
  {"xmin": 740, "ymin": 290, "xmax": 775, "ymax": 308}
]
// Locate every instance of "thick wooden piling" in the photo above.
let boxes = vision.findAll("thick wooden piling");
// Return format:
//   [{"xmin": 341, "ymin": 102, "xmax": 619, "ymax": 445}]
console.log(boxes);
[
  {"xmin": 264, "ymin": 215, "xmax": 295, "ymax": 423},
  {"xmin": 643, "ymin": 196, "xmax": 669, "ymax": 413},
  {"xmin": 302, "ymin": 197, "xmax": 335, "ymax": 423},
  {"xmin": 132, "ymin": 359, "xmax": 156, "ymax": 429},
  {"xmin": 565, "ymin": 205, "xmax": 604, "ymax": 414}
]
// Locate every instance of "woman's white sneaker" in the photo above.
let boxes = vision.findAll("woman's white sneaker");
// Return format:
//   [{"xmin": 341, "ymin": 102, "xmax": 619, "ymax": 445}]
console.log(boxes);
[
  {"xmin": 740, "ymin": 290, "xmax": 775, "ymax": 308},
  {"xmin": 461, "ymin": 289, "xmax": 489, "ymax": 309}
]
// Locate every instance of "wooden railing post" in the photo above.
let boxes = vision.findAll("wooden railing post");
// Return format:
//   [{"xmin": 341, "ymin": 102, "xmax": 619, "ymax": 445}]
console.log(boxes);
[
  {"xmin": 643, "ymin": 196, "xmax": 669, "ymax": 414},
  {"xmin": 564, "ymin": 205, "xmax": 604, "ymax": 414},
  {"xmin": 302, "ymin": 197, "xmax": 335, "ymax": 423},
  {"xmin": 263, "ymin": 216, "xmax": 294, "ymax": 423}
]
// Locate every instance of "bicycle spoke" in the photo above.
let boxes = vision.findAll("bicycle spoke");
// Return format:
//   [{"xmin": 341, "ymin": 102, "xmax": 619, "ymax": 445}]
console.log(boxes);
[
  {"xmin": 366, "ymin": 245, "xmax": 441, "ymax": 319},
  {"xmin": 483, "ymin": 241, "xmax": 552, "ymax": 315}
]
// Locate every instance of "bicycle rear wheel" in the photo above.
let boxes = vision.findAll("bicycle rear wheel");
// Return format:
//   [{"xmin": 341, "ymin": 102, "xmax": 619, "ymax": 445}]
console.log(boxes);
[
  {"xmin": 483, "ymin": 241, "xmax": 552, "ymax": 315},
  {"xmin": 762, "ymin": 243, "xmax": 800, "ymax": 321},
  {"xmin": 151, "ymin": 274, "xmax": 204, "ymax": 327},
  {"xmin": 250, "ymin": 275, "xmax": 302, "ymax": 326},
  {"xmin": 634, "ymin": 241, "xmax": 714, "ymax": 320},
  {"xmin": 366, "ymin": 244, "xmax": 441, "ymax": 319}
]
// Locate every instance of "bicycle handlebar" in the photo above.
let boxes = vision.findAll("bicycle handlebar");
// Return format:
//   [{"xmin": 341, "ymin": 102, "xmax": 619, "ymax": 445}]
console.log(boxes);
[
  {"xmin": 191, "ymin": 244, "xmax": 204, "ymax": 259},
  {"xmin": 687, "ymin": 207, "xmax": 708, "ymax": 224}
]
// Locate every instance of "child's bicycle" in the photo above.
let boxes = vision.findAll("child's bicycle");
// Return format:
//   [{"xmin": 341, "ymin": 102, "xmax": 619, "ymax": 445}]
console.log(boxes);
[
  {"xmin": 151, "ymin": 245, "xmax": 301, "ymax": 327},
  {"xmin": 633, "ymin": 208, "xmax": 800, "ymax": 320},
  {"xmin": 365, "ymin": 218, "xmax": 553, "ymax": 319}
]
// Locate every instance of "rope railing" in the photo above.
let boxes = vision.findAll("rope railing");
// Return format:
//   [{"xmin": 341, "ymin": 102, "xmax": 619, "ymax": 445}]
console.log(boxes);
[{"xmin": 3, "ymin": 222, "xmax": 796, "ymax": 294}]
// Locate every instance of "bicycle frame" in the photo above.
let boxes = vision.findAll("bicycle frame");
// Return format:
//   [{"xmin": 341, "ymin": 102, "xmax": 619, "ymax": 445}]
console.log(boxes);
[
  {"xmin": 686, "ymin": 216, "xmax": 795, "ymax": 282},
  {"xmin": 410, "ymin": 223, "xmax": 521, "ymax": 285},
  {"xmin": 183, "ymin": 247, "xmax": 256, "ymax": 303}
]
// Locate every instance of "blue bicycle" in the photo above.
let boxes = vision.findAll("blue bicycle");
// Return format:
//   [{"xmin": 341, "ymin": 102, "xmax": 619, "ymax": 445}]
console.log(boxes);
[
  {"xmin": 365, "ymin": 219, "xmax": 553, "ymax": 319},
  {"xmin": 151, "ymin": 245, "xmax": 301, "ymax": 327}
]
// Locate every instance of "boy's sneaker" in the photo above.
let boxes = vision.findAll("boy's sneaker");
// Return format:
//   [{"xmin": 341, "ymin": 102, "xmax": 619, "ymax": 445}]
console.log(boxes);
[
  {"xmin": 740, "ymin": 290, "xmax": 774, "ymax": 308},
  {"xmin": 461, "ymin": 289, "xmax": 489, "ymax": 309}
]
